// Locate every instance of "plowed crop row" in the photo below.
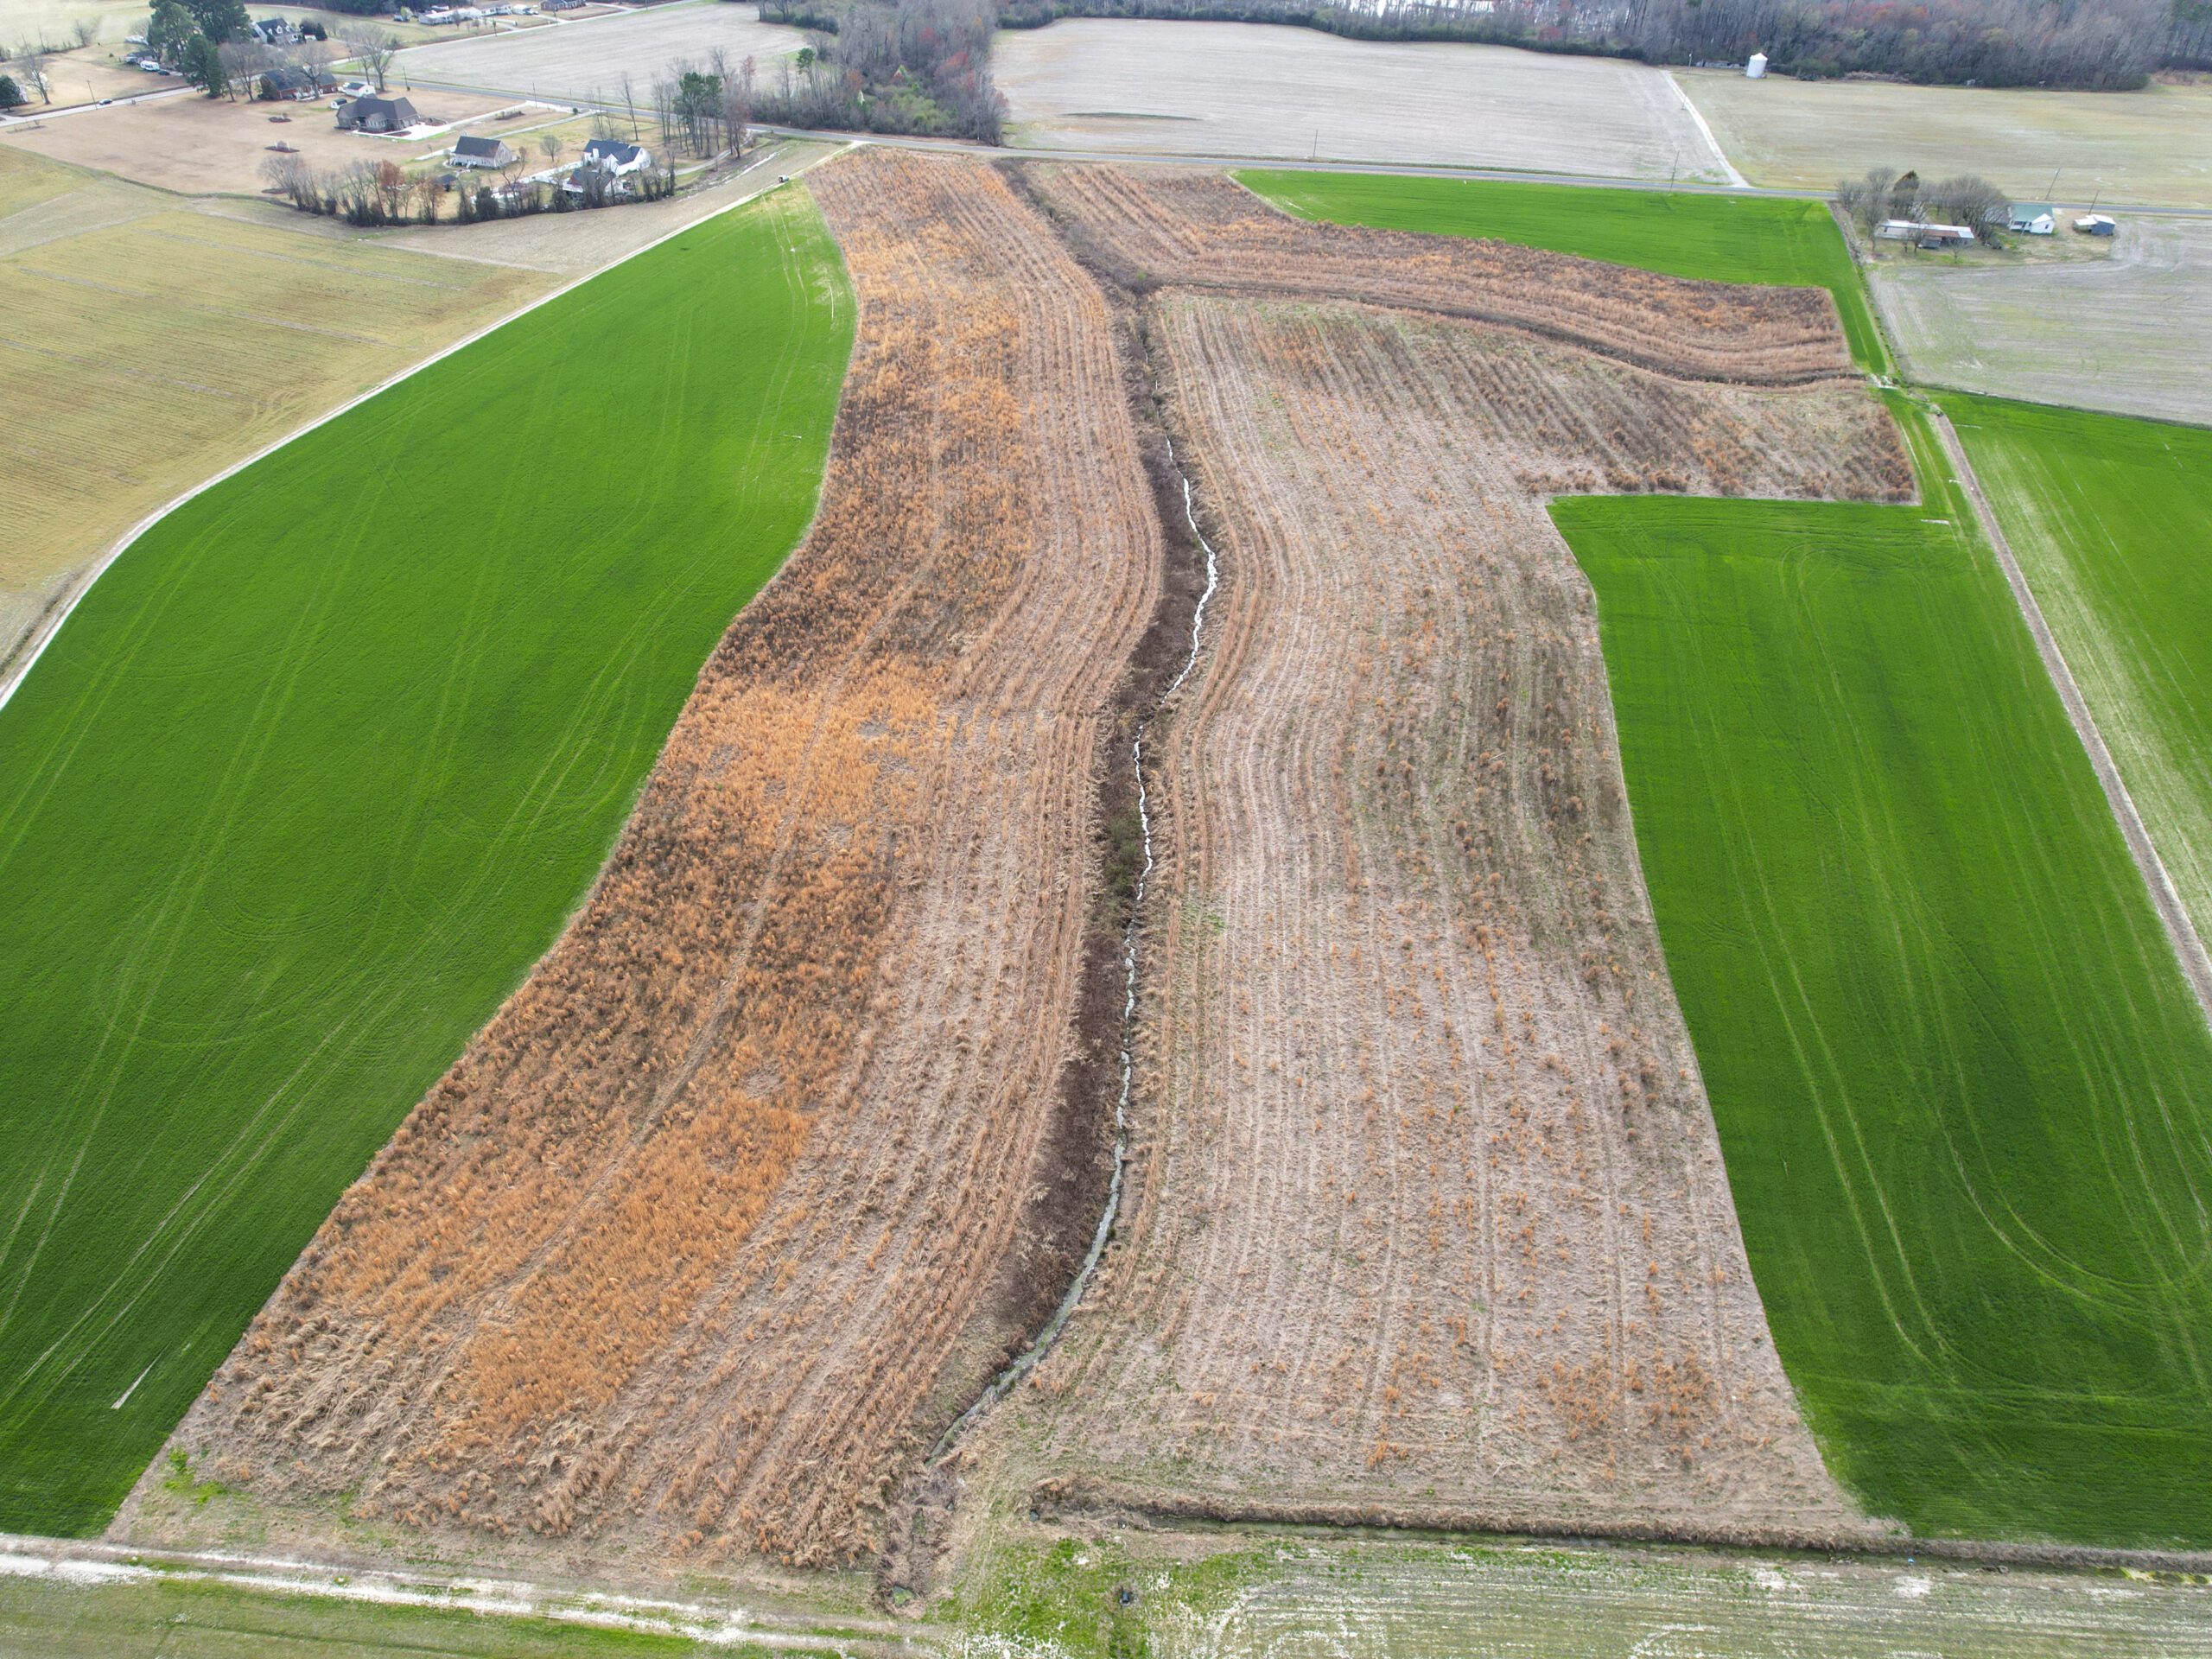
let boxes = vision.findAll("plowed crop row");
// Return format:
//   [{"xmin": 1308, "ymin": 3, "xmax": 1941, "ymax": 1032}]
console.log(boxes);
[
  {"xmin": 1027, "ymin": 167, "xmax": 1857, "ymax": 386},
  {"xmin": 144, "ymin": 151, "xmax": 1163, "ymax": 1568},
  {"xmin": 983, "ymin": 177, "xmax": 1911, "ymax": 1541}
]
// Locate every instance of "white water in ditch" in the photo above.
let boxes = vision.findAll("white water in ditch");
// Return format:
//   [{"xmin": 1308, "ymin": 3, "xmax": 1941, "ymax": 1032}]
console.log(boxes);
[{"xmin": 934, "ymin": 441, "xmax": 1219, "ymax": 1459}]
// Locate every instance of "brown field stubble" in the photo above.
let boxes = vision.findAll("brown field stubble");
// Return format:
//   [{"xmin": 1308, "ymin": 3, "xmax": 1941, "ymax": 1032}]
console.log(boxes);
[
  {"xmin": 143, "ymin": 150, "xmax": 1162, "ymax": 1568},
  {"xmin": 1026, "ymin": 165, "xmax": 1855, "ymax": 387},
  {"xmin": 976, "ymin": 170, "xmax": 1912, "ymax": 1541}
]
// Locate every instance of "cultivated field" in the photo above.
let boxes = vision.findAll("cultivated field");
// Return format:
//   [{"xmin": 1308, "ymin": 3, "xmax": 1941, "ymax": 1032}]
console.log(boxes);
[
  {"xmin": 0, "ymin": 142, "xmax": 549, "ymax": 676},
  {"xmin": 2, "ymin": 85, "xmax": 516, "ymax": 194},
  {"xmin": 1947, "ymin": 395, "xmax": 2212, "ymax": 954},
  {"xmin": 1678, "ymin": 67, "xmax": 2212, "ymax": 209},
  {"xmin": 1553, "ymin": 403, "xmax": 2212, "ymax": 1544},
  {"xmin": 1037, "ymin": 168, "xmax": 1855, "ymax": 384},
  {"xmin": 0, "ymin": 185, "xmax": 849, "ymax": 1535},
  {"xmin": 1873, "ymin": 216, "xmax": 2212, "ymax": 426},
  {"xmin": 1243, "ymin": 169, "xmax": 1890, "ymax": 372},
  {"xmin": 138, "ymin": 149, "xmax": 1166, "ymax": 1572},
  {"xmin": 397, "ymin": 1, "xmax": 805, "ymax": 106},
  {"xmin": 974, "ymin": 162, "xmax": 1908, "ymax": 1541},
  {"xmin": 996, "ymin": 21, "xmax": 1731, "ymax": 181}
]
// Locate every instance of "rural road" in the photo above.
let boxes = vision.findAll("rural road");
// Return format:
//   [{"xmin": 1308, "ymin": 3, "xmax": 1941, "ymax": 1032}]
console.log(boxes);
[{"xmin": 1931, "ymin": 407, "xmax": 2212, "ymax": 1025}]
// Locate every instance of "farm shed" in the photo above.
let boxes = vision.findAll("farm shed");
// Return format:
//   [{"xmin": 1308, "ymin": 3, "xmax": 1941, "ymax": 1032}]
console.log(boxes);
[
  {"xmin": 2009, "ymin": 202, "xmax": 2056, "ymax": 235},
  {"xmin": 336, "ymin": 94, "xmax": 422, "ymax": 132},
  {"xmin": 2075, "ymin": 213, "xmax": 2118, "ymax": 236},
  {"xmin": 451, "ymin": 134, "xmax": 517, "ymax": 168},
  {"xmin": 1878, "ymin": 219, "xmax": 1974, "ymax": 249}
]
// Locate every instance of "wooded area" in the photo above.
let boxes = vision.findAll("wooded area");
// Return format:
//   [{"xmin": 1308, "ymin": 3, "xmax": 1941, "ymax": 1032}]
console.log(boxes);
[{"xmin": 1000, "ymin": 0, "xmax": 2209, "ymax": 89}]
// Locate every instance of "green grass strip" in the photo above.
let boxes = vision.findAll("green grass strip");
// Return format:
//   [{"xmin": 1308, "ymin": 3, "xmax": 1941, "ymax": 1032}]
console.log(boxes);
[
  {"xmin": 1940, "ymin": 391, "xmax": 2212, "ymax": 953},
  {"xmin": 1550, "ymin": 398, "xmax": 2212, "ymax": 1546},
  {"xmin": 1238, "ymin": 169, "xmax": 1891, "ymax": 375},
  {"xmin": 0, "ymin": 186, "xmax": 855, "ymax": 1535}
]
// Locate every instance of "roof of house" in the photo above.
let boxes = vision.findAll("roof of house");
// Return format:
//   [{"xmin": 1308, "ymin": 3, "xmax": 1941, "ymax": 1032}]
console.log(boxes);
[
  {"xmin": 341, "ymin": 94, "xmax": 420, "ymax": 124},
  {"xmin": 2010, "ymin": 202, "xmax": 2054, "ymax": 219},
  {"xmin": 583, "ymin": 137, "xmax": 645, "ymax": 165},
  {"xmin": 453, "ymin": 135, "xmax": 509, "ymax": 158}
]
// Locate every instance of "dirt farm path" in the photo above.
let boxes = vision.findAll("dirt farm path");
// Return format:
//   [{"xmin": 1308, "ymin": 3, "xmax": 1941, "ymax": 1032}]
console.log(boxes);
[{"xmin": 1929, "ymin": 405, "xmax": 2212, "ymax": 1023}]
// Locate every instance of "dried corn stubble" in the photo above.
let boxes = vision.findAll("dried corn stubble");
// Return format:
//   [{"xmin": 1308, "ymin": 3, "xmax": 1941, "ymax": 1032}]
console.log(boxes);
[
  {"xmin": 1031, "ymin": 164, "xmax": 1859, "ymax": 388},
  {"xmin": 139, "ymin": 149, "xmax": 1163, "ymax": 1569},
  {"xmin": 988, "ymin": 194, "xmax": 1907, "ymax": 1542}
]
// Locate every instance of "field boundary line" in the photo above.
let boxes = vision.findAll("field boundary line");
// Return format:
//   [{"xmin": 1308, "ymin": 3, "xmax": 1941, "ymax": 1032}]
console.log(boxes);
[
  {"xmin": 1668, "ymin": 72, "xmax": 1745, "ymax": 188},
  {"xmin": 0, "ymin": 142, "xmax": 847, "ymax": 716},
  {"xmin": 0, "ymin": 1530, "xmax": 917, "ymax": 1653},
  {"xmin": 1038, "ymin": 1484, "xmax": 2212, "ymax": 1573},
  {"xmin": 1929, "ymin": 404, "xmax": 2212, "ymax": 1023}
]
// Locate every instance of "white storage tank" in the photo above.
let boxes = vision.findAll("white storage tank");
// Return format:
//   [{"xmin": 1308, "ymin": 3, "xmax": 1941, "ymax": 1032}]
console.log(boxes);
[{"xmin": 1746, "ymin": 51, "xmax": 1770, "ymax": 77}]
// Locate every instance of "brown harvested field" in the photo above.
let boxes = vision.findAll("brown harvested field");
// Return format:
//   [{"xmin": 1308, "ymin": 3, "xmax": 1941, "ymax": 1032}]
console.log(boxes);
[
  {"xmin": 1028, "ymin": 166, "xmax": 1857, "ymax": 385},
  {"xmin": 139, "ymin": 149, "xmax": 1164, "ymax": 1569},
  {"xmin": 971, "ymin": 168, "xmax": 1911, "ymax": 1542}
]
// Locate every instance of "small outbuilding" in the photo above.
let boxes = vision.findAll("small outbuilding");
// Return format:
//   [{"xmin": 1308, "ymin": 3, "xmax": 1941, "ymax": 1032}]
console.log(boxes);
[
  {"xmin": 450, "ymin": 134, "xmax": 517, "ymax": 168},
  {"xmin": 2008, "ymin": 202, "xmax": 2056, "ymax": 236},
  {"xmin": 1877, "ymin": 219, "xmax": 1975, "ymax": 249},
  {"xmin": 1745, "ymin": 50, "xmax": 1769, "ymax": 78},
  {"xmin": 2075, "ymin": 213, "xmax": 2118, "ymax": 237},
  {"xmin": 335, "ymin": 93, "xmax": 422, "ymax": 132}
]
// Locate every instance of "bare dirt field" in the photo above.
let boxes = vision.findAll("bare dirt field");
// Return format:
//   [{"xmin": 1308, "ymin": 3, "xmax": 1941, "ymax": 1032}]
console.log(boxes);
[
  {"xmin": 1033, "ymin": 167, "xmax": 1855, "ymax": 384},
  {"xmin": 130, "ymin": 148, "xmax": 1166, "ymax": 1573},
  {"xmin": 964, "ymin": 162, "xmax": 1910, "ymax": 1543},
  {"xmin": 1679, "ymin": 67, "xmax": 2212, "ymax": 209},
  {"xmin": 1872, "ymin": 215, "xmax": 2212, "ymax": 426},
  {"xmin": 397, "ymin": 1, "xmax": 805, "ymax": 106},
  {"xmin": 997, "ymin": 21, "xmax": 1731, "ymax": 181},
  {"xmin": 2, "ymin": 85, "xmax": 516, "ymax": 194},
  {"xmin": 0, "ymin": 142, "xmax": 550, "ymax": 675}
]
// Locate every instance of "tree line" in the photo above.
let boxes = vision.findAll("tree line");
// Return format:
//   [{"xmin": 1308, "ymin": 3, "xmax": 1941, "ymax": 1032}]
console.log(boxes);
[{"xmin": 994, "ymin": 0, "xmax": 2210, "ymax": 89}]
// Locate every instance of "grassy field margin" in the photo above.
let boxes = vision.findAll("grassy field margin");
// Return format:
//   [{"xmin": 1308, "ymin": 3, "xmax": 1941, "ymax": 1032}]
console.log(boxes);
[{"xmin": 0, "ymin": 178, "xmax": 854, "ymax": 1535}]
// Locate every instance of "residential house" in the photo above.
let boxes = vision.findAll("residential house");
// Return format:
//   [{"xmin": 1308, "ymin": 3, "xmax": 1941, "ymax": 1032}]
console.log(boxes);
[
  {"xmin": 581, "ymin": 137, "xmax": 651, "ymax": 176},
  {"xmin": 450, "ymin": 134, "xmax": 517, "ymax": 168},
  {"xmin": 2007, "ymin": 202, "xmax": 2056, "ymax": 236},
  {"xmin": 260, "ymin": 64, "xmax": 336, "ymax": 100},
  {"xmin": 335, "ymin": 93, "xmax": 422, "ymax": 132}
]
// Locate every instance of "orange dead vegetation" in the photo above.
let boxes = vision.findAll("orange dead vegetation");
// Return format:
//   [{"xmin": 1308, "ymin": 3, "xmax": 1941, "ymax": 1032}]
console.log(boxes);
[
  {"xmin": 145, "ymin": 150, "xmax": 1163, "ymax": 1568},
  {"xmin": 977, "ymin": 174, "xmax": 1910, "ymax": 1545},
  {"xmin": 1029, "ymin": 166, "xmax": 1857, "ymax": 386}
]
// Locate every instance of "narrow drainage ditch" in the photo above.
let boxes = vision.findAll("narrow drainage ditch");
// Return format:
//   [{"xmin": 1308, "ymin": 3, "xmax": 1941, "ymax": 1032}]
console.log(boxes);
[{"xmin": 931, "ymin": 437, "xmax": 1220, "ymax": 1460}]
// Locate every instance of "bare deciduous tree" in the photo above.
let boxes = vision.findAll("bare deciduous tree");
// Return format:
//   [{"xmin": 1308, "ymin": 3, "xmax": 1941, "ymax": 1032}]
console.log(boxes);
[{"xmin": 339, "ymin": 24, "xmax": 398, "ymax": 91}]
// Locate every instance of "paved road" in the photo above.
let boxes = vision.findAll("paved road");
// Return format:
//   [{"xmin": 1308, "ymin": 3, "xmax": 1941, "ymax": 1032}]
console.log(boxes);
[{"xmin": 0, "ymin": 83, "xmax": 190, "ymax": 124}]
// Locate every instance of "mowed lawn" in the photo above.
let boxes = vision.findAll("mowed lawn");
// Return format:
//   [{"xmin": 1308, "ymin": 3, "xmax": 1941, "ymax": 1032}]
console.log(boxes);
[
  {"xmin": 1552, "ymin": 403, "xmax": 2212, "ymax": 1545},
  {"xmin": 1942, "ymin": 393, "xmax": 2212, "ymax": 950},
  {"xmin": 0, "ymin": 185, "xmax": 853, "ymax": 1535},
  {"xmin": 1238, "ymin": 169, "xmax": 1891, "ymax": 373}
]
